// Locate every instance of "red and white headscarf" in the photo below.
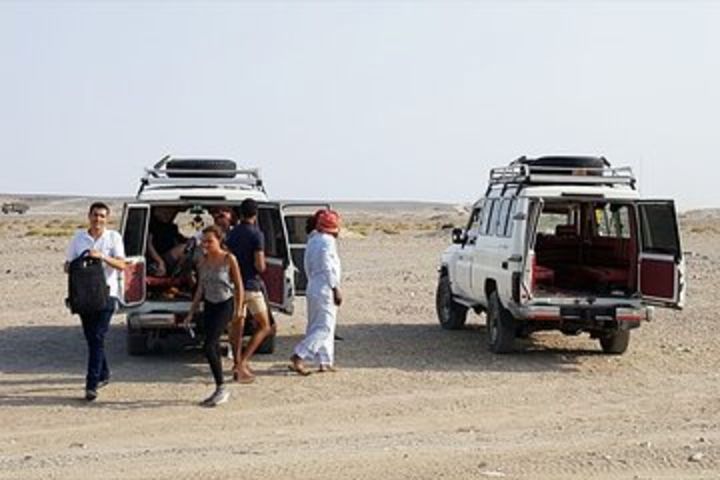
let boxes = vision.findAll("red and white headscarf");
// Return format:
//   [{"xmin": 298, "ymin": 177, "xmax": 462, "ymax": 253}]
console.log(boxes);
[{"xmin": 315, "ymin": 209, "xmax": 341, "ymax": 235}]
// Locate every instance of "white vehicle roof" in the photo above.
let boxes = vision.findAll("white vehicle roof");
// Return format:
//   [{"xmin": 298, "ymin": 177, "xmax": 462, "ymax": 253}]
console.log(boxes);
[
  {"xmin": 519, "ymin": 184, "xmax": 640, "ymax": 201},
  {"xmin": 134, "ymin": 156, "xmax": 269, "ymax": 203},
  {"xmin": 484, "ymin": 160, "xmax": 642, "ymax": 202},
  {"xmin": 137, "ymin": 187, "xmax": 269, "ymax": 202}
]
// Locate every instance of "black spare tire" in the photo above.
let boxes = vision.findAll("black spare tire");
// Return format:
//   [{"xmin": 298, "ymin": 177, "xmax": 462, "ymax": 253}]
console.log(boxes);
[
  {"xmin": 166, "ymin": 159, "xmax": 237, "ymax": 178},
  {"xmin": 515, "ymin": 156, "xmax": 609, "ymax": 176}
]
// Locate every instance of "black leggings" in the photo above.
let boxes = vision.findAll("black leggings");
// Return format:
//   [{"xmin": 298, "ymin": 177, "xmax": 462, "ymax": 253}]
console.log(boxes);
[{"xmin": 203, "ymin": 298, "xmax": 234, "ymax": 386}]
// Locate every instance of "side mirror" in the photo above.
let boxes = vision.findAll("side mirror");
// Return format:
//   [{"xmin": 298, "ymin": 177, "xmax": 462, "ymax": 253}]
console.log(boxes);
[{"xmin": 451, "ymin": 228, "xmax": 465, "ymax": 244}]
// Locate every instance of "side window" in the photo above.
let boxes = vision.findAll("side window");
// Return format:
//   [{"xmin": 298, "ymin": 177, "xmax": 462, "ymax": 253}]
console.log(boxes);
[
  {"xmin": 537, "ymin": 206, "xmax": 575, "ymax": 235},
  {"xmin": 465, "ymin": 206, "xmax": 482, "ymax": 244},
  {"xmin": 494, "ymin": 199, "xmax": 511, "ymax": 237},
  {"xmin": 481, "ymin": 200, "xmax": 497, "ymax": 236},
  {"xmin": 503, "ymin": 199, "xmax": 517, "ymax": 237},
  {"xmin": 257, "ymin": 207, "xmax": 288, "ymax": 260},
  {"xmin": 595, "ymin": 204, "xmax": 631, "ymax": 239},
  {"xmin": 122, "ymin": 205, "xmax": 150, "ymax": 257}
]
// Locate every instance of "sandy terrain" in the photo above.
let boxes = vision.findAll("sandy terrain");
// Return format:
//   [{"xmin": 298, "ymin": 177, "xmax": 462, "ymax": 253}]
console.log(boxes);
[{"xmin": 1, "ymin": 200, "xmax": 719, "ymax": 479}]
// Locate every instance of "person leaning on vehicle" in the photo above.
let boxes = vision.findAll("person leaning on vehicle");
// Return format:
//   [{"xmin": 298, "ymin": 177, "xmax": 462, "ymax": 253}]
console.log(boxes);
[
  {"xmin": 64, "ymin": 202, "xmax": 127, "ymax": 402},
  {"xmin": 225, "ymin": 198, "xmax": 272, "ymax": 383}
]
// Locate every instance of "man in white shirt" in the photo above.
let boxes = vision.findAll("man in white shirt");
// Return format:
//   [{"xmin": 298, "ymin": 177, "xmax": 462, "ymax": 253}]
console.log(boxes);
[
  {"xmin": 290, "ymin": 209, "xmax": 343, "ymax": 375},
  {"xmin": 65, "ymin": 202, "xmax": 126, "ymax": 401}
]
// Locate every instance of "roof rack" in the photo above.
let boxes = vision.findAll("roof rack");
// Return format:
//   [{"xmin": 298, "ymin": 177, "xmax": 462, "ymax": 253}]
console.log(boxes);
[
  {"xmin": 488, "ymin": 164, "xmax": 637, "ymax": 190},
  {"xmin": 136, "ymin": 156, "xmax": 266, "ymax": 197}
]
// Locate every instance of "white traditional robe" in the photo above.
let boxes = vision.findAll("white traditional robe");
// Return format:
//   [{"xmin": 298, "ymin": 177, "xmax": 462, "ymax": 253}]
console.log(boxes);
[{"xmin": 293, "ymin": 231, "xmax": 341, "ymax": 366}]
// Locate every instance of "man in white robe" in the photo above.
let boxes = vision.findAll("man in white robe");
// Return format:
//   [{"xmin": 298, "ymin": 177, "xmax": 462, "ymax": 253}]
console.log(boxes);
[{"xmin": 290, "ymin": 210, "xmax": 342, "ymax": 375}]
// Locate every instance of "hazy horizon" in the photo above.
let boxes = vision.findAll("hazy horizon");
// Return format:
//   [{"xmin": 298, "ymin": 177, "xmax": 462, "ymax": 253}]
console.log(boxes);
[{"xmin": 3, "ymin": 2, "xmax": 720, "ymax": 209}]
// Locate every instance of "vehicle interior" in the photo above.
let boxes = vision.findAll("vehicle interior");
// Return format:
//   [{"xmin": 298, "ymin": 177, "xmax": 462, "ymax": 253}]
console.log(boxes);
[
  {"xmin": 122, "ymin": 203, "xmax": 290, "ymax": 306},
  {"xmin": 531, "ymin": 200, "xmax": 638, "ymax": 297}
]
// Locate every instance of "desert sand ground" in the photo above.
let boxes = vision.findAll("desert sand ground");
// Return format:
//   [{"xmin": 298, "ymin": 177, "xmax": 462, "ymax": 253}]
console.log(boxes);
[{"xmin": 1, "ymin": 198, "xmax": 719, "ymax": 479}]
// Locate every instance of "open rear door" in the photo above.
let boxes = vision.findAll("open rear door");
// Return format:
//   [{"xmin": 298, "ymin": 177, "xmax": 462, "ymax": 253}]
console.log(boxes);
[
  {"xmin": 257, "ymin": 202, "xmax": 294, "ymax": 314},
  {"xmin": 120, "ymin": 203, "xmax": 150, "ymax": 308},
  {"xmin": 637, "ymin": 200, "xmax": 684, "ymax": 309},
  {"xmin": 282, "ymin": 203, "xmax": 331, "ymax": 296}
]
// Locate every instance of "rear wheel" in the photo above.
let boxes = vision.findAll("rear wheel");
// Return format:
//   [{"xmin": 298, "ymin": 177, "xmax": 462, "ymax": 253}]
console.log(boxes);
[
  {"xmin": 599, "ymin": 330, "xmax": 630, "ymax": 354},
  {"xmin": 436, "ymin": 274, "xmax": 468, "ymax": 330},
  {"xmin": 127, "ymin": 329, "xmax": 150, "ymax": 356},
  {"xmin": 486, "ymin": 291, "xmax": 515, "ymax": 353},
  {"xmin": 256, "ymin": 333, "xmax": 276, "ymax": 354}
]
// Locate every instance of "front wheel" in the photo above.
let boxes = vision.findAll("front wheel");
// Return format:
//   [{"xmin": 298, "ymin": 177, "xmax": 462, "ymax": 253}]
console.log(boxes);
[
  {"xmin": 486, "ymin": 291, "xmax": 515, "ymax": 354},
  {"xmin": 599, "ymin": 330, "xmax": 630, "ymax": 354},
  {"xmin": 436, "ymin": 274, "xmax": 468, "ymax": 330}
]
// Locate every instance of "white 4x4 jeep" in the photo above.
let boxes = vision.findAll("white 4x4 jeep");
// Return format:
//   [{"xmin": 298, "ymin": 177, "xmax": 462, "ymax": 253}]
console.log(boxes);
[
  {"xmin": 117, "ymin": 157, "xmax": 325, "ymax": 355},
  {"xmin": 436, "ymin": 156, "xmax": 685, "ymax": 354}
]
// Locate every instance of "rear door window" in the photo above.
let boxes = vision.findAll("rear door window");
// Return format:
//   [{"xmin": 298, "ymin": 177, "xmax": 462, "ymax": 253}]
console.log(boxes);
[{"xmin": 638, "ymin": 201, "xmax": 681, "ymax": 256}]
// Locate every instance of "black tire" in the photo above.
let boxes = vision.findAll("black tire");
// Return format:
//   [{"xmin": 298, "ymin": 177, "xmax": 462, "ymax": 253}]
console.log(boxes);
[
  {"xmin": 166, "ymin": 159, "xmax": 237, "ymax": 178},
  {"xmin": 127, "ymin": 330, "xmax": 149, "ymax": 356},
  {"xmin": 599, "ymin": 330, "xmax": 630, "ymax": 354},
  {"xmin": 486, "ymin": 291, "xmax": 515, "ymax": 354},
  {"xmin": 435, "ymin": 274, "xmax": 468, "ymax": 330},
  {"xmin": 515, "ymin": 156, "xmax": 609, "ymax": 176},
  {"xmin": 256, "ymin": 334, "xmax": 276, "ymax": 354}
]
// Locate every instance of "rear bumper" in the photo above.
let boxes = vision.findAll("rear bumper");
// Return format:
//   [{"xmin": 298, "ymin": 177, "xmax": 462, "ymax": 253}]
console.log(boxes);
[
  {"xmin": 511, "ymin": 303, "xmax": 649, "ymax": 330},
  {"xmin": 127, "ymin": 313, "xmax": 185, "ymax": 330}
]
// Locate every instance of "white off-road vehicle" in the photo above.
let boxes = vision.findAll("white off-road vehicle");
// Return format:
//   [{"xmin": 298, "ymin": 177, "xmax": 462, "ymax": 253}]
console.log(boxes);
[
  {"xmin": 436, "ymin": 156, "xmax": 684, "ymax": 354},
  {"xmin": 117, "ymin": 157, "xmax": 325, "ymax": 355}
]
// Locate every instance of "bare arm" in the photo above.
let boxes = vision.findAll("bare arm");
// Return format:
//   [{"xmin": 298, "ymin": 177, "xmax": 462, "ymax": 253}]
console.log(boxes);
[
  {"xmin": 254, "ymin": 250, "xmax": 266, "ymax": 273},
  {"xmin": 228, "ymin": 254, "xmax": 245, "ymax": 319},
  {"xmin": 146, "ymin": 234, "xmax": 166, "ymax": 275},
  {"xmin": 87, "ymin": 250, "xmax": 127, "ymax": 271},
  {"xmin": 183, "ymin": 262, "xmax": 204, "ymax": 325}
]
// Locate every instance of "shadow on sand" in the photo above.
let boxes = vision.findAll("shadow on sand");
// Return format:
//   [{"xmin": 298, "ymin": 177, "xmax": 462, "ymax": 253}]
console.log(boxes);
[{"xmin": 0, "ymin": 319, "xmax": 606, "ymax": 399}]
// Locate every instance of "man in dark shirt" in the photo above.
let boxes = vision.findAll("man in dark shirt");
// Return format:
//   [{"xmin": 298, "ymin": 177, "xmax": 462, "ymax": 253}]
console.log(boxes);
[{"xmin": 226, "ymin": 198, "xmax": 271, "ymax": 383}]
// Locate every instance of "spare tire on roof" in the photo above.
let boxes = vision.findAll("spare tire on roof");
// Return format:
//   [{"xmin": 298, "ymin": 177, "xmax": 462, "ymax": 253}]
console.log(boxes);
[
  {"xmin": 514, "ymin": 156, "xmax": 609, "ymax": 176},
  {"xmin": 166, "ymin": 159, "xmax": 237, "ymax": 178}
]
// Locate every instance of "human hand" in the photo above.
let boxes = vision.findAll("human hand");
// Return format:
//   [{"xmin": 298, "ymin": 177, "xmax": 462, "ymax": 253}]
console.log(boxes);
[
  {"xmin": 155, "ymin": 260, "xmax": 167, "ymax": 277},
  {"xmin": 333, "ymin": 287, "xmax": 343, "ymax": 307},
  {"xmin": 88, "ymin": 249, "xmax": 104, "ymax": 260}
]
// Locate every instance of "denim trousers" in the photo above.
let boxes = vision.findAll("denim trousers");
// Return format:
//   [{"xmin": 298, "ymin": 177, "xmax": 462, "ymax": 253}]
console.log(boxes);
[{"xmin": 80, "ymin": 298, "xmax": 116, "ymax": 391}]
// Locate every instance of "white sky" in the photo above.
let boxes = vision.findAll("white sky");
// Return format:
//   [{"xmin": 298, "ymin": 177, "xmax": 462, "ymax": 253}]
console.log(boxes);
[{"xmin": 1, "ymin": 1, "xmax": 719, "ymax": 209}]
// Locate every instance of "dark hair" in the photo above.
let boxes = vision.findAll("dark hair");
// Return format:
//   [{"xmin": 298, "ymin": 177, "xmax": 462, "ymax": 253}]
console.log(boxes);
[
  {"xmin": 305, "ymin": 210, "xmax": 322, "ymax": 234},
  {"xmin": 88, "ymin": 201, "xmax": 110, "ymax": 215},
  {"xmin": 240, "ymin": 198, "xmax": 258, "ymax": 218},
  {"xmin": 202, "ymin": 224, "xmax": 225, "ymax": 241}
]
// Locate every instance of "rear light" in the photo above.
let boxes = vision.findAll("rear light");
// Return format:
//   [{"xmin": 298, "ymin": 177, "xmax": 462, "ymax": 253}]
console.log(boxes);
[
  {"xmin": 527, "ymin": 307, "xmax": 561, "ymax": 321},
  {"xmin": 528, "ymin": 252, "xmax": 536, "ymax": 293},
  {"xmin": 616, "ymin": 307, "xmax": 643, "ymax": 322},
  {"xmin": 512, "ymin": 272, "xmax": 521, "ymax": 303}
]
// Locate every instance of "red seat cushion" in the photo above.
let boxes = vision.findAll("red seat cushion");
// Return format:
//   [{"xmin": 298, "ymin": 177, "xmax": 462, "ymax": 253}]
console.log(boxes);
[{"xmin": 534, "ymin": 265, "xmax": 555, "ymax": 284}]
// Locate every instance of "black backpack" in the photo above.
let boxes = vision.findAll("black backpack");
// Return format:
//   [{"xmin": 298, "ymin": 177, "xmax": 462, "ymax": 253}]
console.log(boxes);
[{"xmin": 67, "ymin": 251, "xmax": 109, "ymax": 315}]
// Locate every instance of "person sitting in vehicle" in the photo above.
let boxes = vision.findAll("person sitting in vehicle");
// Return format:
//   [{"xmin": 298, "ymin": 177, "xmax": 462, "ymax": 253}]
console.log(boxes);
[{"xmin": 146, "ymin": 206, "xmax": 189, "ymax": 277}]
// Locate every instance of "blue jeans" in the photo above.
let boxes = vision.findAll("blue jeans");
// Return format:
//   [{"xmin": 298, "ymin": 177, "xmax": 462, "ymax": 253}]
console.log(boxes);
[{"xmin": 80, "ymin": 298, "xmax": 116, "ymax": 391}]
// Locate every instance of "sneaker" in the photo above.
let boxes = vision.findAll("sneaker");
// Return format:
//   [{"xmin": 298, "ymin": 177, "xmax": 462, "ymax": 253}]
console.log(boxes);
[
  {"xmin": 201, "ymin": 387, "xmax": 229, "ymax": 407},
  {"xmin": 85, "ymin": 389, "xmax": 98, "ymax": 402},
  {"xmin": 97, "ymin": 379, "xmax": 110, "ymax": 390},
  {"xmin": 210, "ymin": 388, "xmax": 229, "ymax": 406}
]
